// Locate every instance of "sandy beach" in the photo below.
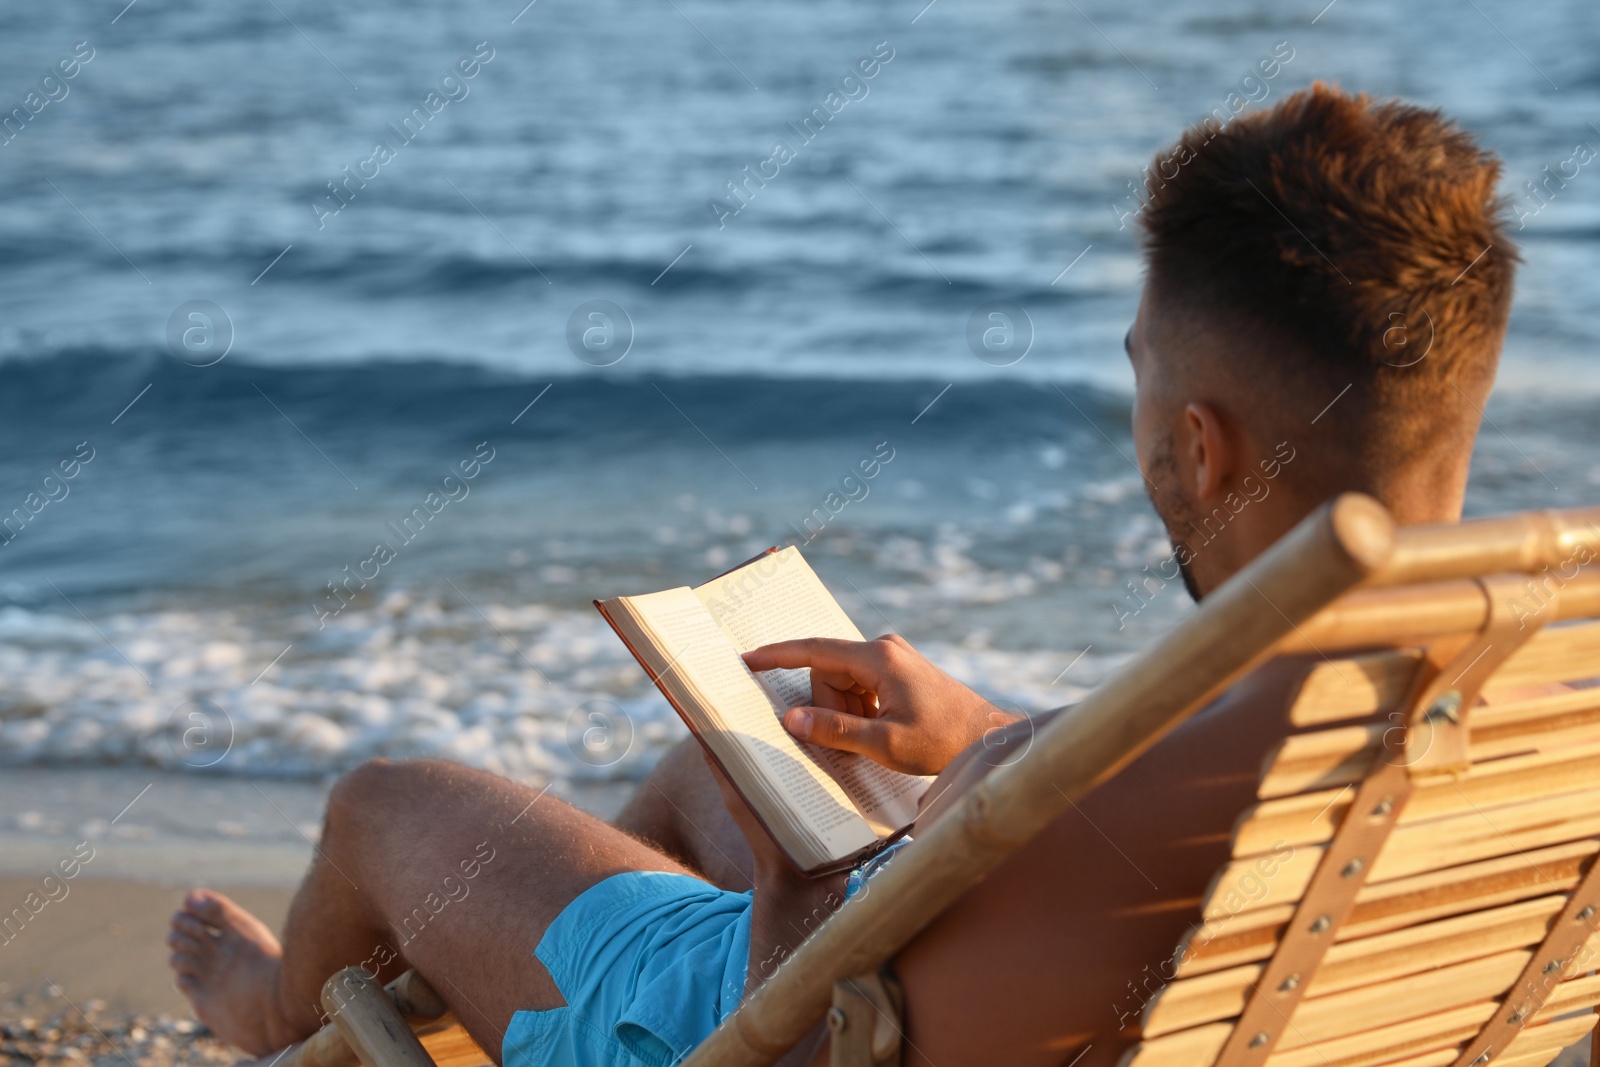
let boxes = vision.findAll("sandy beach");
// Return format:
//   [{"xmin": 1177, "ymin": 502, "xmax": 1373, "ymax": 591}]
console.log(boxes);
[
  {"xmin": 0, "ymin": 880, "xmax": 291, "ymax": 1065},
  {"xmin": 0, "ymin": 878, "xmax": 293, "ymax": 1017},
  {"xmin": 0, "ymin": 766, "xmax": 635, "ymax": 1065},
  {"xmin": 1, "ymin": 768, "xmax": 316, "ymax": 1007}
]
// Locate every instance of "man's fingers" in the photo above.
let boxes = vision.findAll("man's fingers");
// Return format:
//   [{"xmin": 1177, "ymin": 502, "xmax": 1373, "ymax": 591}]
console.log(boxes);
[
  {"xmin": 809, "ymin": 668, "xmax": 870, "ymax": 697},
  {"xmin": 843, "ymin": 689, "xmax": 867, "ymax": 719},
  {"xmin": 743, "ymin": 638, "xmax": 884, "ymax": 687},
  {"xmin": 812, "ymin": 680, "xmax": 851, "ymax": 715},
  {"xmin": 782, "ymin": 706, "xmax": 890, "ymax": 762}
]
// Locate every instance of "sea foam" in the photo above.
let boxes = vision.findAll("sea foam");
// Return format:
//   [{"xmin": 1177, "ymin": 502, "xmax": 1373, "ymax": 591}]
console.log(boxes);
[{"xmin": 0, "ymin": 592, "xmax": 1106, "ymax": 787}]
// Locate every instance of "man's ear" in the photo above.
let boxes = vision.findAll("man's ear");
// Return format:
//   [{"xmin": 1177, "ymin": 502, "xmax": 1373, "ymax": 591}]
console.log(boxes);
[{"xmin": 1183, "ymin": 401, "xmax": 1236, "ymax": 502}]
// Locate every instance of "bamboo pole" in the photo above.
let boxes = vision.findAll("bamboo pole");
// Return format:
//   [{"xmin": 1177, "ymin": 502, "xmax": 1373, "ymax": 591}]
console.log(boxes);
[
  {"xmin": 280, "ymin": 970, "xmax": 450, "ymax": 1067},
  {"xmin": 320, "ymin": 968, "xmax": 438, "ymax": 1067},
  {"xmin": 1278, "ymin": 570, "xmax": 1600, "ymax": 652},
  {"xmin": 1366, "ymin": 507, "xmax": 1600, "ymax": 588},
  {"xmin": 681, "ymin": 494, "xmax": 1398, "ymax": 1067}
]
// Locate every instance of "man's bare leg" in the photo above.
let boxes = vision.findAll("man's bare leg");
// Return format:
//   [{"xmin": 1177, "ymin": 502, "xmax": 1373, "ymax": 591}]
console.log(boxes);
[
  {"xmin": 166, "ymin": 759, "xmax": 688, "ymax": 1059},
  {"xmin": 614, "ymin": 738, "xmax": 755, "ymax": 891}
]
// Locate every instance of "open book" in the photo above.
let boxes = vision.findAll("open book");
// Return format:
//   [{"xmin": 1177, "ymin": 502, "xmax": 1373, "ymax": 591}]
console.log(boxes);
[{"xmin": 596, "ymin": 547, "xmax": 931, "ymax": 876}]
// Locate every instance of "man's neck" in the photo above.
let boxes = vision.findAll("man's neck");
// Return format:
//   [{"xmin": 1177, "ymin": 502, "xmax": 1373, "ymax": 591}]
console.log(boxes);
[
  {"xmin": 1198, "ymin": 470, "xmax": 1470, "ymax": 598},
  {"xmin": 1371, "ymin": 462, "xmax": 1471, "ymax": 526}
]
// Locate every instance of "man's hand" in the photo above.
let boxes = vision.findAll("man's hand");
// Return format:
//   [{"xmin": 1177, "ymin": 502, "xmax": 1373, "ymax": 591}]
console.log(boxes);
[
  {"xmin": 699, "ymin": 750, "xmax": 797, "ymax": 881},
  {"xmin": 741, "ymin": 633, "xmax": 1021, "ymax": 776}
]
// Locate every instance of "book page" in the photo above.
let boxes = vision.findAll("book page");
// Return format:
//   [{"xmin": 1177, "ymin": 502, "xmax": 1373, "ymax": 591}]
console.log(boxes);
[
  {"xmin": 620, "ymin": 587, "xmax": 879, "ymax": 863},
  {"xmin": 694, "ymin": 548, "xmax": 931, "ymax": 833},
  {"xmin": 698, "ymin": 547, "xmax": 864, "ymax": 647},
  {"xmin": 806, "ymin": 749, "xmax": 926, "ymax": 836}
]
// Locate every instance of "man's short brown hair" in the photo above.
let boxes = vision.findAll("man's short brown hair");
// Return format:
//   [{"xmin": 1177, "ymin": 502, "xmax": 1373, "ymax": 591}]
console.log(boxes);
[{"xmin": 1138, "ymin": 83, "xmax": 1517, "ymax": 484}]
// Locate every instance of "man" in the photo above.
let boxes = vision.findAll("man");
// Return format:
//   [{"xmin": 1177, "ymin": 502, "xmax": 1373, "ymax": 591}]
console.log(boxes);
[{"xmin": 167, "ymin": 84, "xmax": 1516, "ymax": 1067}]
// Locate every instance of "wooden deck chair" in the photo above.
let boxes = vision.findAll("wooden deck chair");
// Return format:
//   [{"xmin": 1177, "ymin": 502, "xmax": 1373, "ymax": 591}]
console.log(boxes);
[
  {"xmin": 1115, "ymin": 544, "xmax": 1600, "ymax": 1067},
  {"xmin": 274, "ymin": 494, "xmax": 1600, "ymax": 1067},
  {"xmin": 269, "ymin": 969, "xmax": 488, "ymax": 1067}
]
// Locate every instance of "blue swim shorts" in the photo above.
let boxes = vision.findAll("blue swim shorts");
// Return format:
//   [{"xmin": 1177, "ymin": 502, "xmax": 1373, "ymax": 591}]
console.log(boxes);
[{"xmin": 502, "ymin": 870, "xmax": 753, "ymax": 1067}]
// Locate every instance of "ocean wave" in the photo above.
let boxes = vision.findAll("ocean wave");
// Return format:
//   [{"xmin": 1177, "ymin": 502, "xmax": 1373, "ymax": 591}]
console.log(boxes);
[
  {"xmin": 0, "ymin": 349, "xmax": 1140, "ymax": 450},
  {"xmin": 0, "ymin": 594, "xmax": 1109, "ymax": 782}
]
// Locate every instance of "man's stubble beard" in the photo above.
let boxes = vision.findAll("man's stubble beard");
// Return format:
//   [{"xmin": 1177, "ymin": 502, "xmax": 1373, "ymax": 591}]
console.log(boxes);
[{"xmin": 1146, "ymin": 429, "xmax": 1205, "ymax": 604}]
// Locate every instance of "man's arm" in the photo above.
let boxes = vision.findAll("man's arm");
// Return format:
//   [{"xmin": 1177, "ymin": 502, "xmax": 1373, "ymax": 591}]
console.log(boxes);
[{"xmin": 911, "ymin": 709, "xmax": 1063, "ymax": 829}]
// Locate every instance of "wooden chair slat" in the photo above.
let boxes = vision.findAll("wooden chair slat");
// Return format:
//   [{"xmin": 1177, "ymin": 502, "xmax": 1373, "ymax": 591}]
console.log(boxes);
[
  {"xmin": 1170, "ymin": 946, "xmax": 1521, "ymax": 1058},
  {"xmin": 1262, "ymin": 686, "xmax": 1600, "ymax": 801},
  {"xmin": 1516, "ymin": 968, "xmax": 1600, "ymax": 1023},
  {"xmin": 1178, "ymin": 841, "xmax": 1598, "ymax": 978},
  {"xmin": 1290, "ymin": 650, "xmax": 1421, "ymax": 728},
  {"xmin": 1369, "ymin": 1049, "xmax": 1465, "ymax": 1067},
  {"xmin": 1129, "ymin": 973, "xmax": 1600, "ymax": 1067},
  {"xmin": 1262, "ymin": 1002, "xmax": 1486, "ymax": 1067},
  {"xmin": 1362, "ymin": 1051, "xmax": 1460, "ymax": 1067},
  {"xmin": 1205, "ymin": 792, "xmax": 1600, "ymax": 918},
  {"xmin": 1122, "ymin": 1008, "xmax": 1478, "ymax": 1067},
  {"xmin": 1118, "ymin": 1021, "xmax": 1233, "ymax": 1067},
  {"xmin": 1492, "ymin": 618, "xmax": 1600, "ymax": 692},
  {"xmin": 1288, "ymin": 620, "xmax": 1600, "ymax": 728},
  {"xmin": 1490, "ymin": 1014, "xmax": 1596, "ymax": 1067},
  {"xmin": 1208, "ymin": 947, "xmax": 1528, "ymax": 1054},
  {"xmin": 1237, "ymin": 740, "xmax": 1600, "ymax": 856},
  {"xmin": 1258, "ymin": 723, "xmax": 1387, "ymax": 800},
  {"xmin": 418, "ymin": 1027, "xmax": 492, "ymax": 1067},
  {"xmin": 1476, "ymin": 688, "xmax": 1600, "ymax": 747},
  {"xmin": 1144, "ymin": 896, "xmax": 1566, "ymax": 1036}
]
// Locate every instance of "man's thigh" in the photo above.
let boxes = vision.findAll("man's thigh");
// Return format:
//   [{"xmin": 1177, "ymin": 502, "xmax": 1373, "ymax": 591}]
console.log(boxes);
[
  {"xmin": 328, "ymin": 759, "xmax": 694, "ymax": 1053},
  {"xmin": 613, "ymin": 738, "xmax": 755, "ymax": 890}
]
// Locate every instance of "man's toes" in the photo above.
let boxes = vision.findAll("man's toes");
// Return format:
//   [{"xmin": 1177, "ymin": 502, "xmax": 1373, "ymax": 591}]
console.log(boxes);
[
  {"xmin": 171, "ymin": 912, "xmax": 212, "ymax": 941},
  {"xmin": 184, "ymin": 889, "xmax": 228, "ymax": 925},
  {"xmin": 166, "ymin": 928, "xmax": 200, "ymax": 954},
  {"xmin": 170, "ymin": 951, "xmax": 205, "ymax": 978},
  {"xmin": 182, "ymin": 888, "xmax": 281, "ymax": 954}
]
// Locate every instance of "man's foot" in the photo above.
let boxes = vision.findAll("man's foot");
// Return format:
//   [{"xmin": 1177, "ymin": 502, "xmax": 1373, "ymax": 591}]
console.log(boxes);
[{"xmin": 167, "ymin": 889, "xmax": 295, "ymax": 1055}]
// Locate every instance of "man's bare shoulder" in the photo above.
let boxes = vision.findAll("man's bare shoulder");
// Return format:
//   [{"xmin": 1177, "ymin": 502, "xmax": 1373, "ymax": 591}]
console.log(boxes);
[{"xmin": 893, "ymin": 656, "xmax": 1321, "ymax": 1067}]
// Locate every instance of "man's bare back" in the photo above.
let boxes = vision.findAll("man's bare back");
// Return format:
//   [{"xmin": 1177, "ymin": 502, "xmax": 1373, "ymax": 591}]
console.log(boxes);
[{"xmin": 892, "ymin": 658, "xmax": 1317, "ymax": 1067}]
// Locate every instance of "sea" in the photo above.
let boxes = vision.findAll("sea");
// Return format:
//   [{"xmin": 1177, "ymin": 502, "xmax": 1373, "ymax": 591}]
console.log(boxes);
[{"xmin": 1, "ymin": 0, "xmax": 1597, "ymax": 802}]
